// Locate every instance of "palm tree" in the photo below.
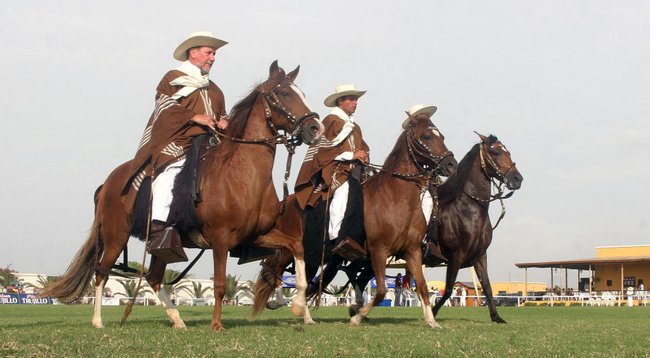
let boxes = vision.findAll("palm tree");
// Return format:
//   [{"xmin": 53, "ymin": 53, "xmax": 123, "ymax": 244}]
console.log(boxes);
[
  {"xmin": 114, "ymin": 279, "xmax": 153, "ymax": 303},
  {"xmin": 223, "ymin": 274, "xmax": 246, "ymax": 305},
  {"xmin": 180, "ymin": 281, "xmax": 212, "ymax": 299},
  {"xmin": 23, "ymin": 275, "xmax": 58, "ymax": 294},
  {"xmin": 162, "ymin": 269, "xmax": 191, "ymax": 298}
]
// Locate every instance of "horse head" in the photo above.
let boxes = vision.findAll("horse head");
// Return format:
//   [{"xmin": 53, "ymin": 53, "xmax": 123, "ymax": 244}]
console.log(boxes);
[
  {"xmin": 404, "ymin": 114, "xmax": 457, "ymax": 177},
  {"xmin": 258, "ymin": 61, "xmax": 324, "ymax": 145},
  {"xmin": 475, "ymin": 132, "xmax": 523, "ymax": 190}
]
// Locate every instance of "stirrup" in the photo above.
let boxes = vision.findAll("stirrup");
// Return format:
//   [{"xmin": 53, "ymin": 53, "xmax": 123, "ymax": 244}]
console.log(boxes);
[{"xmin": 332, "ymin": 237, "xmax": 366, "ymax": 262}]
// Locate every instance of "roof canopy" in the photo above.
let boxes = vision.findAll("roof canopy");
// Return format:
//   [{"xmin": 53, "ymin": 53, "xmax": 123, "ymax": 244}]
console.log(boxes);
[{"xmin": 515, "ymin": 256, "xmax": 650, "ymax": 270}]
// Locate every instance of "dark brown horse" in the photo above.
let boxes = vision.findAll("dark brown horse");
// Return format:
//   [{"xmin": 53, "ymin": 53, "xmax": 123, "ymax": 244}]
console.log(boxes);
[
  {"xmin": 253, "ymin": 113, "xmax": 457, "ymax": 327},
  {"xmin": 42, "ymin": 61, "xmax": 324, "ymax": 331},
  {"xmin": 431, "ymin": 133, "xmax": 523, "ymax": 323}
]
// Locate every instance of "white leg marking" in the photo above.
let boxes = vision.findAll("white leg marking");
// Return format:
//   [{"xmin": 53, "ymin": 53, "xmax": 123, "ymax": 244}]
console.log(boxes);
[
  {"xmin": 157, "ymin": 288, "xmax": 186, "ymax": 329},
  {"xmin": 92, "ymin": 282, "xmax": 104, "ymax": 328},
  {"xmin": 419, "ymin": 292, "xmax": 441, "ymax": 329},
  {"xmin": 291, "ymin": 258, "xmax": 308, "ymax": 318}
]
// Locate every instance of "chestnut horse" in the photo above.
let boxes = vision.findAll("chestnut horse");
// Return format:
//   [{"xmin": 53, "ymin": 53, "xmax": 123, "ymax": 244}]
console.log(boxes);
[
  {"xmin": 253, "ymin": 113, "xmax": 457, "ymax": 328},
  {"xmin": 431, "ymin": 133, "xmax": 523, "ymax": 323},
  {"xmin": 42, "ymin": 61, "xmax": 323, "ymax": 331}
]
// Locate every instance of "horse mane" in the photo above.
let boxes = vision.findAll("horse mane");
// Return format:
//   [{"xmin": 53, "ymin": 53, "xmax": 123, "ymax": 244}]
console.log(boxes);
[
  {"xmin": 219, "ymin": 85, "xmax": 261, "ymax": 161},
  {"xmin": 438, "ymin": 135, "xmax": 498, "ymax": 204},
  {"xmin": 380, "ymin": 130, "xmax": 409, "ymax": 173},
  {"xmin": 227, "ymin": 85, "xmax": 261, "ymax": 139}
]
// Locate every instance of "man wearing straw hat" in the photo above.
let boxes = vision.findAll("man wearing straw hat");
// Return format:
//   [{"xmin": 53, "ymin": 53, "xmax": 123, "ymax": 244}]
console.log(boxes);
[
  {"xmin": 295, "ymin": 84, "xmax": 370, "ymax": 261},
  {"xmin": 125, "ymin": 31, "xmax": 229, "ymax": 263}
]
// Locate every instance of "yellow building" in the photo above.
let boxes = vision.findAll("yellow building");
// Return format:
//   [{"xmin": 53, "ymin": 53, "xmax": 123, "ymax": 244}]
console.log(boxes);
[{"xmin": 516, "ymin": 244, "xmax": 650, "ymax": 295}]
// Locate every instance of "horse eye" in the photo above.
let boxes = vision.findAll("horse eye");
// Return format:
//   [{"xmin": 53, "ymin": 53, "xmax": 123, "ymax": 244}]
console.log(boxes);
[{"xmin": 423, "ymin": 135, "xmax": 431, "ymax": 141}]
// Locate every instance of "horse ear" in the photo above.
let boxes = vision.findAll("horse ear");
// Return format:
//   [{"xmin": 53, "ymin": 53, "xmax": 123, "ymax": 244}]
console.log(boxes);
[
  {"xmin": 269, "ymin": 60, "xmax": 279, "ymax": 75},
  {"xmin": 287, "ymin": 65, "xmax": 300, "ymax": 82},
  {"xmin": 474, "ymin": 131, "xmax": 488, "ymax": 143}
]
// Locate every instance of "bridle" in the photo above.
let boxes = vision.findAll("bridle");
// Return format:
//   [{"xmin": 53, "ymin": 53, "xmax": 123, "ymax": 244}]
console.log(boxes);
[
  {"xmin": 214, "ymin": 78, "xmax": 319, "ymax": 206},
  {"xmin": 463, "ymin": 141, "xmax": 517, "ymax": 229},
  {"xmin": 392, "ymin": 124, "xmax": 454, "ymax": 191}
]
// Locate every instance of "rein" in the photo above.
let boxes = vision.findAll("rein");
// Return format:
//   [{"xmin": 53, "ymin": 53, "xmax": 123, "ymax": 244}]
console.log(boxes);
[
  {"xmin": 463, "ymin": 143, "xmax": 516, "ymax": 230},
  {"xmin": 212, "ymin": 83, "xmax": 319, "ymax": 208}
]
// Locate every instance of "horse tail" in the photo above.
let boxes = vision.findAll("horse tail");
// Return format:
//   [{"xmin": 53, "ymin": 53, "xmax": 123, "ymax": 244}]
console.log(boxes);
[
  {"xmin": 252, "ymin": 249, "xmax": 291, "ymax": 317},
  {"xmin": 41, "ymin": 188, "xmax": 104, "ymax": 302}
]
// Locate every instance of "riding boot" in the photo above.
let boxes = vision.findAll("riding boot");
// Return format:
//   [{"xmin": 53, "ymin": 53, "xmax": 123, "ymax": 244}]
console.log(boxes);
[
  {"xmin": 147, "ymin": 220, "xmax": 188, "ymax": 264},
  {"xmin": 421, "ymin": 242, "xmax": 447, "ymax": 266},
  {"xmin": 332, "ymin": 236, "xmax": 367, "ymax": 262}
]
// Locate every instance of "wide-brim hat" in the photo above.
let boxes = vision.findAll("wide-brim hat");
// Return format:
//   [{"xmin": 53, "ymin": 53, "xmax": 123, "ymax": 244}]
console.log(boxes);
[
  {"xmin": 173, "ymin": 31, "xmax": 228, "ymax": 61},
  {"xmin": 323, "ymin": 84, "xmax": 367, "ymax": 107},
  {"xmin": 401, "ymin": 104, "xmax": 438, "ymax": 129}
]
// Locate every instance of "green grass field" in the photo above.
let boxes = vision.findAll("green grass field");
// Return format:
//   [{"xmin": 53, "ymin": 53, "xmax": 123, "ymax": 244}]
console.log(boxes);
[{"xmin": 1, "ymin": 304, "xmax": 648, "ymax": 357}]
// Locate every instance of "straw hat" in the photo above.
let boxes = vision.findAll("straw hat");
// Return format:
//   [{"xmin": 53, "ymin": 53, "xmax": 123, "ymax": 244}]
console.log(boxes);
[
  {"xmin": 323, "ymin": 84, "xmax": 367, "ymax": 107},
  {"xmin": 401, "ymin": 104, "xmax": 438, "ymax": 129},
  {"xmin": 173, "ymin": 31, "xmax": 228, "ymax": 61}
]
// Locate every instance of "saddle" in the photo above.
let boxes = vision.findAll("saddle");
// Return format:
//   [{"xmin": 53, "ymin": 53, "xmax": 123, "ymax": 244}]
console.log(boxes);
[{"xmin": 129, "ymin": 134, "xmax": 218, "ymax": 249}]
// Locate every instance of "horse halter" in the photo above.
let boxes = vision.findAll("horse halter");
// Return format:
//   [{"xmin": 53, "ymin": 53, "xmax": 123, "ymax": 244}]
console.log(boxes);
[
  {"xmin": 478, "ymin": 141, "xmax": 517, "ymax": 189},
  {"xmin": 260, "ymin": 82, "xmax": 319, "ymax": 146},
  {"xmin": 467, "ymin": 141, "xmax": 517, "ymax": 230},
  {"xmin": 393, "ymin": 124, "xmax": 453, "ymax": 181}
]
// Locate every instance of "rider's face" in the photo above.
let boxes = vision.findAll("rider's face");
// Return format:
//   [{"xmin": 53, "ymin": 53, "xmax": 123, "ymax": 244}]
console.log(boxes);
[
  {"xmin": 188, "ymin": 46, "xmax": 216, "ymax": 75},
  {"xmin": 337, "ymin": 96, "xmax": 359, "ymax": 116}
]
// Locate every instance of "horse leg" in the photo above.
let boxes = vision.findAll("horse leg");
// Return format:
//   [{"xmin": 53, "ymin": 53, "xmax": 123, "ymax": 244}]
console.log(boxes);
[
  {"xmin": 254, "ymin": 229, "xmax": 307, "ymax": 318},
  {"xmin": 351, "ymin": 250, "xmax": 387, "ymax": 326},
  {"xmin": 210, "ymin": 246, "xmax": 230, "ymax": 331},
  {"xmin": 349, "ymin": 262, "xmax": 373, "ymax": 317},
  {"xmin": 474, "ymin": 254, "xmax": 506, "ymax": 323},
  {"xmin": 405, "ymin": 250, "xmax": 440, "ymax": 329},
  {"xmin": 92, "ymin": 278, "xmax": 107, "ymax": 328},
  {"xmin": 92, "ymin": 203, "xmax": 131, "ymax": 328},
  {"xmin": 432, "ymin": 259, "xmax": 462, "ymax": 317},
  {"xmin": 146, "ymin": 257, "xmax": 186, "ymax": 329}
]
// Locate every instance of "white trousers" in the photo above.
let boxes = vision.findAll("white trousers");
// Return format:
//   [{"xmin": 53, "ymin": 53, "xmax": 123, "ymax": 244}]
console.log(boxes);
[
  {"xmin": 420, "ymin": 190, "xmax": 433, "ymax": 226},
  {"xmin": 328, "ymin": 181, "xmax": 350, "ymax": 240},
  {"xmin": 151, "ymin": 158, "xmax": 186, "ymax": 222}
]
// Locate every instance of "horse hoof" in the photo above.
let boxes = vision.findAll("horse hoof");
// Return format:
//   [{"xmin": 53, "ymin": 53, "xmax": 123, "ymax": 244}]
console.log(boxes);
[
  {"xmin": 266, "ymin": 301, "xmax": 284, "ymax": 310},
  {"xmin": 493, "ymin": 317, "xmax": 507, "ymax": 324},
  {"xmin": 304, "ymin": 318, "xmax": 317, "ymax": 325},
  {"xmin": 92, "ymin": 322, "xmax": 104, "ymax": 329},
  {"xmin": 350, "ymin": 315, "xmax": 363, "ymax": 326},
  {"xmin": 172, "ymin": 322, "xmax": 187, "ymax": 329},
  {"xmin": 348, "ymin": 305, "xmax": 359, "ymax": 317},
  {"xmin": 211, "ymin": 324, "xmax": 225, "ymax": 331},
  {"xmin": 428, "ymin": 321, "xmax": 442, "ymax": 329}
]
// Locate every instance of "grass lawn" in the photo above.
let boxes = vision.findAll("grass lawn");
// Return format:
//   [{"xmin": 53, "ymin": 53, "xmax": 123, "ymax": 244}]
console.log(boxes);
[{"xmin": 1, "ymin": 304, "xmax": 648, "ymax": 357}]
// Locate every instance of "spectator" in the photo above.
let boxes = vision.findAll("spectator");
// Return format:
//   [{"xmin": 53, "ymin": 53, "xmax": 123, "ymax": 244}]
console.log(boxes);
[
  {"xmin": 460, "ymin": 286, "xmax": 467, "ymax": 307},
  {"xmin": 394, "ymin": 273, "xmax": 403, "ymax": 306}
]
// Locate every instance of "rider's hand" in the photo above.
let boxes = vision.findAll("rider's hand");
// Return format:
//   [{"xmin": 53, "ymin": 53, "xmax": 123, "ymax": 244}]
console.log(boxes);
[
  {"xmin": 216, "ymin": 115, "xmax": 229, "ymax": 130},
  {"xmin": 190, "ymin": 114, "xmax": 216, "ymax": 131},
  {"xmin": 353, "ymin": 150, "xmax": 369, "ymax": 164}
]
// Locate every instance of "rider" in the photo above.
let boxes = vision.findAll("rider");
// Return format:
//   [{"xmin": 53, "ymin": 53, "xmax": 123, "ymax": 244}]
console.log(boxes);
[
  {"xmin": 295, "ymin": 84, "xmax": 370, "ymax": 261},
  {"xmin": 125, "ymin": 31, "xmax": 230, "ymax": 263}
]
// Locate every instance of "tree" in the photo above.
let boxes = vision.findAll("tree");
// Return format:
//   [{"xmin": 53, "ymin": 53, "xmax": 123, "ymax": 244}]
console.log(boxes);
[
  {"xmin": 114, "ymin": 279, "xmax": 153, "ymax": 300},
  {"xmin": 23, "ymin": 275, "xmax": 59, "ymax": 294},
  {"xmin": 0, "ymin": 265, "xmax": 17, "ymax": 287},
  {"xmin": 180, "ymin": 281, "xmax": 212, "ymax": 299},
  {"xmin": 223, "ymin": 274, "xmax": 246, "ymax": 305}
]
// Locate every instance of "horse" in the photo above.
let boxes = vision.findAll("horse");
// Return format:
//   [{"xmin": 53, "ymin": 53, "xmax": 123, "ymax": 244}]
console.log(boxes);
[
  {"xmin": 253, "ymin": 112, "xmax": 457, "ymax": 328},
  {"xmin": 430, "ymin": 132, "xmax": 523, "ymax": 323},
  {"xmin": 41, "ymin": 61, "xmax": 324, "ymax": 331}
]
